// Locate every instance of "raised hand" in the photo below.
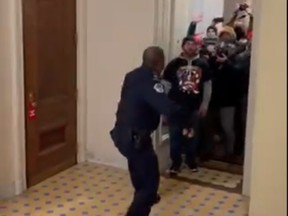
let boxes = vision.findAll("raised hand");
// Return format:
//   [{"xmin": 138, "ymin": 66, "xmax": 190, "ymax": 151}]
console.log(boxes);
[{"xmin": 191, "ymin": 14, "xmax": 203, "ymax": 23}]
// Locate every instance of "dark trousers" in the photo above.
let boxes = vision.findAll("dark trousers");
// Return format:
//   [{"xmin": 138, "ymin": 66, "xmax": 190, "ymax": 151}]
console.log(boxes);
[
  {"xmin": 126, "ymin": 146, "xmax": 159, "ymax": 216},
  {"xmin": 169, "ymin": 111, "xmax": 199, "ymax": 169},
  {"xmin": 197, "ymin": 113, "xmax": 214, "ymax": 158},
  {"xmin": 111, "ymin": 128, "xmax": 160, "ymax": 216},
  {"xmin": 234, "ymin": 96, "xmax": 248, "ymax": 155}
]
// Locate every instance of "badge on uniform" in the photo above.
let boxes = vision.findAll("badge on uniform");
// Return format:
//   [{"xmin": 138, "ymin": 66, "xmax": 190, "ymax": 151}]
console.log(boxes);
[{"xmin": 153, "ymin": 83, "xmax": 164, "ymax": 93}]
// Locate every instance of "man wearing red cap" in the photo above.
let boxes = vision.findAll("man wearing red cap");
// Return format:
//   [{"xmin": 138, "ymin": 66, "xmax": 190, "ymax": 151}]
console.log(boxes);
[{"xmin": 163, "ymin": 36, "xmax": 212, "ymax": 175}]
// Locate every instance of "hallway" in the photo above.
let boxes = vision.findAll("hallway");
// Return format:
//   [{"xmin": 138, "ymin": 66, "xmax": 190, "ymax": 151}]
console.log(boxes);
[{"xmin": 0, "ymin": 163, "xmax": 248, "ymax": 216}]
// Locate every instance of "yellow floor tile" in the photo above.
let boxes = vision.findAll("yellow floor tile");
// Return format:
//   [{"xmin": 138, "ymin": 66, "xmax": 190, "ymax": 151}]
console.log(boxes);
[
  {"xmin": 179, "ymin": 167, "xmax": 242, "ymax": 189},
  {"xmin": 0, "ymin": 163, "xmax": 249, "ymax": 216}
]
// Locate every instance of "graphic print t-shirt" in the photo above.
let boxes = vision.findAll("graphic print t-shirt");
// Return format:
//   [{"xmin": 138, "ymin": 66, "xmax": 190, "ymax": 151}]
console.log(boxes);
[{"xmin": 163, "ymin": 56, "xmax": 211, "ymax": 110}]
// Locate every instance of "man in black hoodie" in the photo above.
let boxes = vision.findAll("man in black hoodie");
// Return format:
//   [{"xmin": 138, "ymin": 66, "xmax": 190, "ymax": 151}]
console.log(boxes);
[
  {"xmin": 163, "ymin": 37, "xmax": 212, "ymax": 175},
  {"xmin": 234, "ymin": 43, "xmax": 251, "ymax": 156},
  {"xmin": 209, "ymin": 27, "xmax": 246, "ymax": 160}
]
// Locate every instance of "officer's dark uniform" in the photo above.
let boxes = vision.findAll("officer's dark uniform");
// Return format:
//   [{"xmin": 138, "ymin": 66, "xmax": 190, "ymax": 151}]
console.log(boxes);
[{"xmin": 110, "ymin": 65, "xmax": 182, "ymax": 216}]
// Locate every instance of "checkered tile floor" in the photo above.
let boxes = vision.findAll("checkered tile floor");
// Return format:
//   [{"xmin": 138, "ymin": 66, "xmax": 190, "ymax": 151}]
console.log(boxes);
[
  {"xmin": 179, "ymin": 167, "xmax": 242, "ymax": 189},
  {"xmin": 0, "ymin": 163, "xmax": 249, "ymax": 216}
]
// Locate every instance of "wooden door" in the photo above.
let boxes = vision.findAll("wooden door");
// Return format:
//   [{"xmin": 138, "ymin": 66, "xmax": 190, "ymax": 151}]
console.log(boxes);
[{"xmin": 22, "ymin": 0, "xmax": 77, "ymax": 187}]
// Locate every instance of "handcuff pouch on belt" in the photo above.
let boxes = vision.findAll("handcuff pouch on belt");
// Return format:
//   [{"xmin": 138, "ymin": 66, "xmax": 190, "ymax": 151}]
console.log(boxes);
[{"xmin": 132, "ymin": 130, "xmax": 151, "ymax": 150}]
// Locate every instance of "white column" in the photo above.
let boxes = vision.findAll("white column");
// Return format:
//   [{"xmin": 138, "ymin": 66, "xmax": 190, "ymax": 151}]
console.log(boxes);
[
  {"xmin": 169, "ymin": 0, "xmax": 190, "ymax": 59},
  {"xmin": 0, "ymin": 0, "xmax": 26, "ymax": 198},
  {"xmin": 245, "ymin": 0, "xmax": 287, "ymax": 215}
]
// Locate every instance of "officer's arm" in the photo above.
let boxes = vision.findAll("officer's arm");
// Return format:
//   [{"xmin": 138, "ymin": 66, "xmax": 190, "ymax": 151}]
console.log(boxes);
[{"xmin": 142, "ymin": 80, "xmax": 178, "ymax": 117}]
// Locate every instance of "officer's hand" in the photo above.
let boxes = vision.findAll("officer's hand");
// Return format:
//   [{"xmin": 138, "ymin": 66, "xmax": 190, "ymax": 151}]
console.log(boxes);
[{"xmin": 192, "ymin": 14, "xmax": 203, "ymax": 23}]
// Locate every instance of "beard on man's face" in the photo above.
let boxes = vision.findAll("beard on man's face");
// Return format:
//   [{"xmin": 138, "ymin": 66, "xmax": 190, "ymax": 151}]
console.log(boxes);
[
  {"xmin": 183, "ymin": 44, "xmax": 198, "ymax": 56},
  {"xmin": 184, "ymin": 49, "xmax": 197, "ymax": 57}
]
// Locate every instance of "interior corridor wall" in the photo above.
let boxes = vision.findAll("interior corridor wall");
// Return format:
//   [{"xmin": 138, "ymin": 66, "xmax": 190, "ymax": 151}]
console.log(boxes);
[
  {"xmin": 190, "ymin": 0, "xmax": 224, "ymax": 34},
  {"xmin": 0, "ymin": 0, "xmax": 25, "ymax": 198},
  {"xmin": 247, "ymin": 0, "xmax": 286, "ymax": 215},
  {"xmin": 0, "ymin": 0, "xmax": 14, "ymax": 198},
  {"xmin": 85, "ymin": 0, "xmax": 156, "ymax": 168},
  {"xmin": 170, "ymin": 0, "xmax": 190, "ymax": 59}
]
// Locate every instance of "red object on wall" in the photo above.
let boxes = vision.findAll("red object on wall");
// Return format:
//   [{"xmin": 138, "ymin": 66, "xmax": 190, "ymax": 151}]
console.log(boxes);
[{"xmin": 28, "ymin": 101, "xmax": 36, "ymax": 121}]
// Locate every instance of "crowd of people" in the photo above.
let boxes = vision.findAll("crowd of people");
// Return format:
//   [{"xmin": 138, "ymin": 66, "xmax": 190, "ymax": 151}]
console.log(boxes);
[{"xmin": 163, "ymin": 5, "xmax": 253, "ymax": 175}]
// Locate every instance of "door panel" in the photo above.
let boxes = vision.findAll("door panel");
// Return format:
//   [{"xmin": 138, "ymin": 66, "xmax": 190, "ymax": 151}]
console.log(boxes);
[{"xmin": 22, "ymin": 0, "xmax": 77, "ymax": 187}]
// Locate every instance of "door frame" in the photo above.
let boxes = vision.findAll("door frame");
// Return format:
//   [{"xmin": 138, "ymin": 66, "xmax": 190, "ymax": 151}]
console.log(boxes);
[
  {"xmin": 154, "ymin": 0, "xmax": 257, "ymax": 196},
  {"xmin": 11, "ymin": 0, "xmax": 88, "ymax": 194}
]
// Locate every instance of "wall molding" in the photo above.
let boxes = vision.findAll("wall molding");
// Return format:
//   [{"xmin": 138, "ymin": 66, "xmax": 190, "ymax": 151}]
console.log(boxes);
[
  {"xmin": 0, "ymin": 182, "xmax": 16, "ymax": 199},
  {"xmin": 153, "ymin": 0, "xmax": 174, "ymax": 58},
  {"xmin": 9, "ymin": 0, "xmax": 26, "ymax": 196},
  {"xmin": 76, "ymin": 0, "xmax": 88, "ymax": 164}
]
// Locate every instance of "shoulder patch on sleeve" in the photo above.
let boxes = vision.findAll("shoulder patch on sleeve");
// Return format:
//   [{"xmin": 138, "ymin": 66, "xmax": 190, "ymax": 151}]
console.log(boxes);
[{"xmin": 153, "ymin": 83, "xmax": 165, "ymax": 93}]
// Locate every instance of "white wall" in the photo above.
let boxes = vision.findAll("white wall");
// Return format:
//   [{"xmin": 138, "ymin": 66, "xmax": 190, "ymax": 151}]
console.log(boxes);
[
  {"xmin": 201, "ymin": 0, "xmax": 224, "ymax": 32},
  {"xmin": 169, "ymin": 0, "xmax": 189, "ymax": 59},
  {"xmin": 247, "ymin": 0, "xmax": 287, "ymax": 215},
  {"xmin": 0, "ymin": 0, "xmax": 14, "ymax": 197},
  {"xmin": 191, "ymin": 0, "xmax": 224, "ymax": 34},
  {"xmin": 0, "ymin": 0, "xmax": 25, "ymax": 198},
  {"xmin": 85, "ymin": 0, "xmax": 156, "ymax": 168}
]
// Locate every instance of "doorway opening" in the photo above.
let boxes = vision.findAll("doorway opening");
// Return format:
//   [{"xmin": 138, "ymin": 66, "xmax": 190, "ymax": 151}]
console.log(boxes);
[
  {"xmin": 157, "ymin": 0, "xmax": 253, "ymax": 193},
  {"xmin": 22, "ymin": 0, "xmax": 78, "ymax": 187}
]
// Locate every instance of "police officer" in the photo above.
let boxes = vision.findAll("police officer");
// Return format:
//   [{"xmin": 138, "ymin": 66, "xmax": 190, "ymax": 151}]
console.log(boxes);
[{"xmin": 110, "ymin": 47, "xmax": 185, "ymax": 216}]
